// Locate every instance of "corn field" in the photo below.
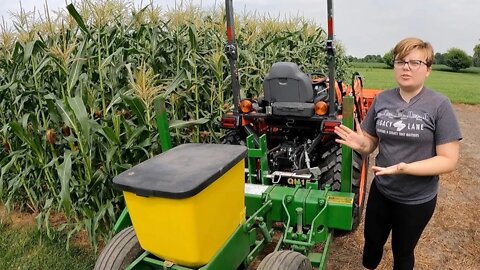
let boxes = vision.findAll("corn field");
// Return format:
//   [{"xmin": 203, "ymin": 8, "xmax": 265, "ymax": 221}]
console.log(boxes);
[{"xmin": 0, "ymin": 0, "xmax": 349, "ymax": 248}]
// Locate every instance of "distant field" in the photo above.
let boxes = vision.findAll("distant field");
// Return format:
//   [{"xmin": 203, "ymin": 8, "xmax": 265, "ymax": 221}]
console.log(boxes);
[{"xmin": 349, "ymin": 63, "xmax": 480, "ymax": 104}]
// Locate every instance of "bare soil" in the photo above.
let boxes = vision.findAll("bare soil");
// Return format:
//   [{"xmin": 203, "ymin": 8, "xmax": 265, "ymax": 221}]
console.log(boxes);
[
  {"xmin": 327, "ymin": 104, "xmax": 480, "ymax": 270},
  {"xmin": 0, "ymin": 205, "xmax": 92, "ymax": 250}
]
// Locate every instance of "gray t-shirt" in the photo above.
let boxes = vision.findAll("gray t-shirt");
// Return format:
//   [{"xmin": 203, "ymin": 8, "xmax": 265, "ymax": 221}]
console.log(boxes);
[{"xmin": 362, "ymin": 87, "xmax": 462, "ymax": 204}]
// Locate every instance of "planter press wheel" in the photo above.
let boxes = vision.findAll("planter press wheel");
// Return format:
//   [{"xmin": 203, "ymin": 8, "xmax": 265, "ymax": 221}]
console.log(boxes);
[
  {"xmin": 257, "ymin": 250, "xmax": 313, "ymax": 270},
  {"xmin": 94, "ymin": 226, "xmax": 143, "ymax": 270}
]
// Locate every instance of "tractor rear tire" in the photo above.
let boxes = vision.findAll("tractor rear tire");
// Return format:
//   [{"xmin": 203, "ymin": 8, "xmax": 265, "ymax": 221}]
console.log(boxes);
[
  {"xmin": 318, "ymin": 143, "xmax": 343, "ymax": 191},
  {"xmin": 94, "ymin": 226, "xmax": 143, "ymax": 270},
  {"xmin": 257, "ymin": 250, "xmax": 313, "ymax": 270},
  {"xmin": 221, "ymin": 129, "xmax": 246, "ymax": 145},
  {"xmin": 352, "ymin": 151, "xmax": 368, "ymax": 231},
  {"xmin": 318, "ymin": 142, "xmax": 367, "ymax": 231}
]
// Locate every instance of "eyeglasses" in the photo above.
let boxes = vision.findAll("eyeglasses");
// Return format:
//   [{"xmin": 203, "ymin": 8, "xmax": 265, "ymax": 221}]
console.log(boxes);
[{"xmin": 393, "ymin": 60, "xmax": 428, "ymax": 70}]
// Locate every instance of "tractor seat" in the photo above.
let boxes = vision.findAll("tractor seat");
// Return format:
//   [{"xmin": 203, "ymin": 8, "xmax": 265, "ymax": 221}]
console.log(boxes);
[
  {"xmin": 263, "ymin": 62, "xmax": 314, "ymax": 103},
  {"xmin": 262, "ymin": 62, "xmax": 315, "ymax": 117}
]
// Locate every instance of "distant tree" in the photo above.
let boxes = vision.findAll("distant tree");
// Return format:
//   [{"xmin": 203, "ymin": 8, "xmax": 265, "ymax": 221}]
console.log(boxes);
[
  {"xmin": 347, "ymin": 55, "xmax": 359, "ymax": 62},
  {"xmin": 383, "ymin": 49, "xmax": 394, "ymax": 68},
  {"xmin": 444, "ymin": 48, "xmax": 472, "ymax": 71},
  {"xmin": 473, "ymin": 43, "xmax": 480, "ymax": 67},
  {"xmin": 363, "ymin": 54, "xmax": 383, "ymax": 63},
  {"xmin": 434, "ymin": 52, "xmax": 445, "ymax": 65}
]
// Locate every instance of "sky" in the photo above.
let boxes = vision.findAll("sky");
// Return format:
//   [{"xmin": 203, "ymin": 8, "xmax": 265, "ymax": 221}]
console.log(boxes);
[{"xmin": 1, "ymin": 0, "xmax": 479, "ymax": 57}]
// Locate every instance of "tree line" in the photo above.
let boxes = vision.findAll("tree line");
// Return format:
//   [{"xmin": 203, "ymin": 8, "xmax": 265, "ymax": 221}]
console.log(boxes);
[{"xmin": 348, "ymin": 43, "xmax": 480, "ymax": 72}]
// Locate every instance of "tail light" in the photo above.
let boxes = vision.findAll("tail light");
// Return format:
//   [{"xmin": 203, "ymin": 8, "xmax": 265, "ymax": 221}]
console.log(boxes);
[
  {"xmin": 322, "ymin": 120, "xmax": 341, "ymax": 133},
  {"xmin": 220, "ymin": 114, "xmax": 240, "ymax": 129}
]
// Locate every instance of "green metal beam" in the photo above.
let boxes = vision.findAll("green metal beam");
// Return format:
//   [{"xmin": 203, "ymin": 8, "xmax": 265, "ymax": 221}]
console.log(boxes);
[
  {"xmin": 113, "ymin": 208, "xmax": 132, "ymax": 234},
  {"xmin": 308, "ymin": 231, "xmax": 333, "ymax": 270},
  {"xmin": 154, "ymin": 97, "xmax": 172, "ymax": 152},
  {"xmin": 248, "ymin": 186, "xmax": 353, "ymax": 230},
  {"xmin": 341, "ymin": 96, "xmax": 354, "ymax": 193},
  {"xmin": 246, "ymin": 134, "xmax": 269, "ymax": 184}
]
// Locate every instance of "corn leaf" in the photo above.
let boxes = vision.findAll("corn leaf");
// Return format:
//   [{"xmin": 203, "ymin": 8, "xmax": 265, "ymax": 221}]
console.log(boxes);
[
  {"xmin": 66, "ymin": 4, "xmax": 91, "ymax": 38},
  {"xmin": 23, "ymin": 40, "xmax": 45, "ymax": 63},
  {"xmin": 169, "ymin": 118, "xmax": 209, "ymax": 129},
  {"xmin": 188, "ymin": 24, "xmax": 198, "ymax": 49},
  {"xmin": 56, "ymin": 100, "xmax": 79, "ymax": 134},
  {"xmin": 0, "ymin": 154, "xmax": 21, "ymax": 198},
  {"xmin": 101, "ymin": 47, "xmax": 124, "ymax": 69},
  {"xmin": 44, "ymin": 94, "xmax": 61, "ymax": 123},
  {"xmin": 57, "ymin": 151, "xmax": 73, "ymax": 216},
  {"xmin": 162, "ymin": 70, "xmax": 187, "ymax": 97},
  {"xmin": 9, "ymin": 121, "xmax": 44, "ymax": 163},
  {"xmin": 259, "ymin": 32, "xmax": 296, "ymax": 51},
  {"xmin": 122, "ymin": 95, "xmax": 146, "ymax": 126},
  {"xmin": 33, "ymin": 56, "xmax": 52, "ymax": 77},
  {"xmin": 67, "ymin": 40, "xmax": 86, "ymax": 94},
  {"xmin": 126, "ymin": 126, "xmax": 147, "ymax": 148},
  {"xmin": 68, "ymin": 95, "xmax": 90, "ymax": 138},
  {"xmin": 99, "ymin": 126, "xmax": 120, "ymax": 145}
]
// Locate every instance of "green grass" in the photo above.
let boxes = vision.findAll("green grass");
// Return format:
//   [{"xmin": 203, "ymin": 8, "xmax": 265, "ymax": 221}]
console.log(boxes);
[
  {"xmin": 350, "ymin": 62, "xmax": 480, "ymax": 104},
  {"xmin": 0, "ymin": 222, "xmax": 96, "ymax": 269},
  {"xmin": 350, "ymin": 62, "xmax": 390, "ymax": 69}
]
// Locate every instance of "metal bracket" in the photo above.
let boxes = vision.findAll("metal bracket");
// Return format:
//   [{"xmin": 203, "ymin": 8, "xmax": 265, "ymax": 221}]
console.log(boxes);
[{"xmin": 224, "ymin": 44, "xmax": 237, "ymax": 60}]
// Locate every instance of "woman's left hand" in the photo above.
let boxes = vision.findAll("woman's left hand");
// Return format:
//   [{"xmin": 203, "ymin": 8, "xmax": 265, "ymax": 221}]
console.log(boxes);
[{"xmin": 372, "ymin": 162, "xmax": 408, "ymax": 175}]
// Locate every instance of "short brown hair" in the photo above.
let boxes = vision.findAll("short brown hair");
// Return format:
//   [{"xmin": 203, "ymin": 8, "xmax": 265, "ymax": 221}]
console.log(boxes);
[{"xmin": 393, "ymin": 37, "xmax": 434, "ymax": 67}]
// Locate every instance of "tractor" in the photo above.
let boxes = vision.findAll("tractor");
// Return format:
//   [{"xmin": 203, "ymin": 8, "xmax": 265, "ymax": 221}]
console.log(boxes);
[
  {"xmin": 94, "ymin": 0, "xmax": 380, "ymax": 269},
  {"xmin": 219, "ymin": 0, "xmax": 377, "ymax": 231}
]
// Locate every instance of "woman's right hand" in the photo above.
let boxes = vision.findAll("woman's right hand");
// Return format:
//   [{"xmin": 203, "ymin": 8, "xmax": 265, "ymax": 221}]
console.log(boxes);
[{"xmin": 334, "ymin": 120, "xmax": 369, "ymax": 153}]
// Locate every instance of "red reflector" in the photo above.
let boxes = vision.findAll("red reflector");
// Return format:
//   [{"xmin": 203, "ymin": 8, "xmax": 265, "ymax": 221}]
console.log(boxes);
[
  {"xmin": 221, "ymin": 116, "xmax": 238, "ymax": 129},
  {"xmin": 322, "ymin": 120, "xmax": 341, "ymax": 133},
  {"xmin": 328, "ymin": 18, "xmax": 334, "ymax": 36},
  {"xmin": 226, "ymin": 26, "xmax": 233, "ymax": 43}
]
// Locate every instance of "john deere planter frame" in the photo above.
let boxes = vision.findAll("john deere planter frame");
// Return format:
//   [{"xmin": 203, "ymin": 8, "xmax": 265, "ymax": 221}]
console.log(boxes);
[
  {"xmin": 101, "ymin": 96, "xmax": 356, "ymax": 270},
  {"xmin": 95, "ymin": 0, "xmax": 373, "ymax": 269}
]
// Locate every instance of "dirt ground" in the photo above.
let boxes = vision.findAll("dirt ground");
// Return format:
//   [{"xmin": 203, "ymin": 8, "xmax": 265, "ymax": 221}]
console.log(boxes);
[{"xmin": 327, "ymin": 104, "xmax": 480, "ymax": 270}]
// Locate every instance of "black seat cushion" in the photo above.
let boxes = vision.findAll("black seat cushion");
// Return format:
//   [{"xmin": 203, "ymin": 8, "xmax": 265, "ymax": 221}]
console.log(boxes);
[{"xmin": 263, "ymin": 62, "xmax": 313, "ymax": 103}]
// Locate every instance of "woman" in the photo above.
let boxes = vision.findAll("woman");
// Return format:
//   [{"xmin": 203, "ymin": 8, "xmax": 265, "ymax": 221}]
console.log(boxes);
[{"xmin": 334, "ymin": 37, "xmax": 462, "ymax": 270}]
